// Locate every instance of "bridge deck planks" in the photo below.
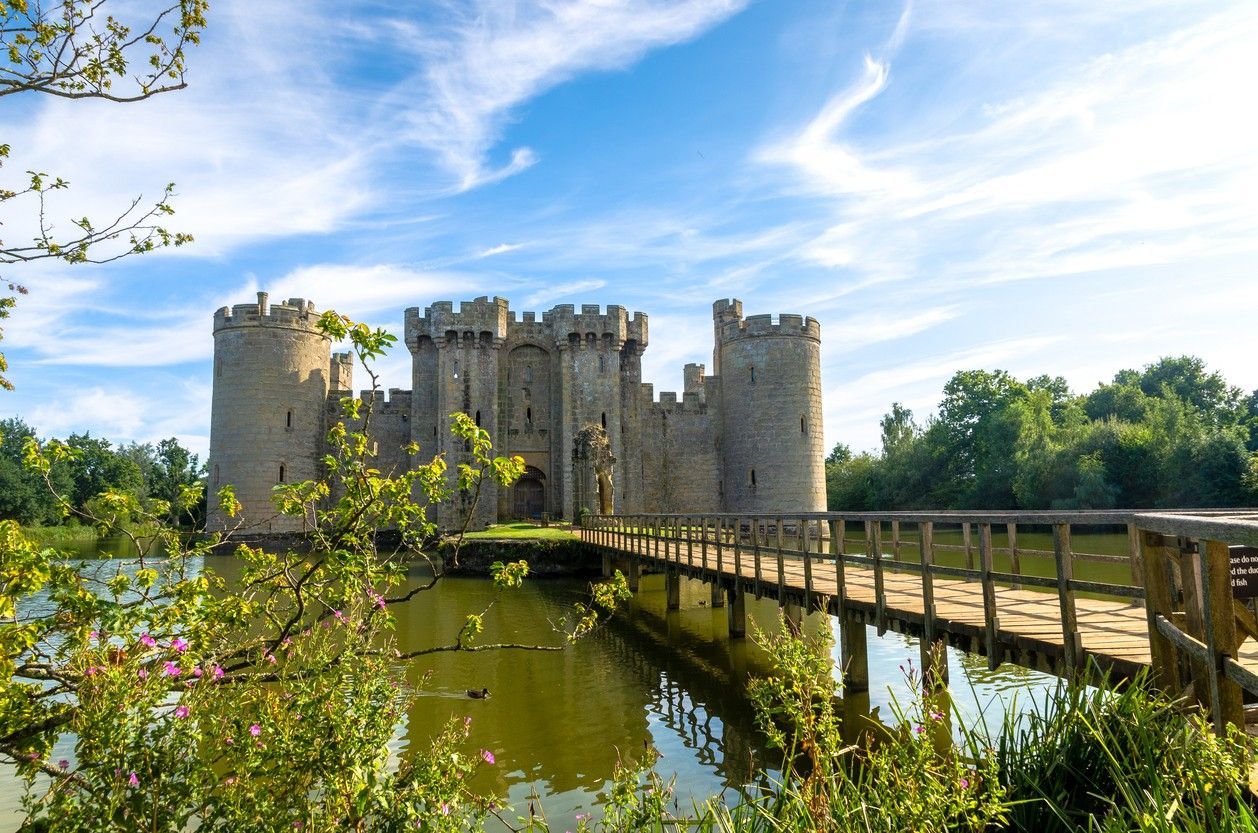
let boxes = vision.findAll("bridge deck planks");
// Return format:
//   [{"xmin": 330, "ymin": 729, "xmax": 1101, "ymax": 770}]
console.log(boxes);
[{"xmin": 590, "ymin": 531, "xmax": 1258, "ymax": 681}]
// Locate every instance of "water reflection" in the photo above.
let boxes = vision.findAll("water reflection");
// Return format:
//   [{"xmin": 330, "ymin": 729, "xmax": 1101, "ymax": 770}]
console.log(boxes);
[{"xmin": 0, "ymin": 548, "xmax": 1070, "ymax": 833}]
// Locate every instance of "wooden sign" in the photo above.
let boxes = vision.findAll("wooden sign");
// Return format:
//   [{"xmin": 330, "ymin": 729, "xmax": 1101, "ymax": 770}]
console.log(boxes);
[{"xmin": 1229, "ymin": 545, "xmax": 1258, "ymax": 598}]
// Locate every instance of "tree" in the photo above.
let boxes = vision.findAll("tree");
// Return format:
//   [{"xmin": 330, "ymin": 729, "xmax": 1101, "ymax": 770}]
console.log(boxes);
[
  {"xmin": 62, "ymin": 432, "xmax": 143, "ymax": 513},
  {"xmin": 0, "ymin": 416, "xmax": 66, "ymax": 523},
  {"xmin": 0, "ymin": 0, "xmax": 207, "ymax": 388}
]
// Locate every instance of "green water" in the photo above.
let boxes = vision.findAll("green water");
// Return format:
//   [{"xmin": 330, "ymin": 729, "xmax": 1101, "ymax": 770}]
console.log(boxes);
[{"xmin": 3, "ymin": 531, "xmax": 1121, "ymax": 830}]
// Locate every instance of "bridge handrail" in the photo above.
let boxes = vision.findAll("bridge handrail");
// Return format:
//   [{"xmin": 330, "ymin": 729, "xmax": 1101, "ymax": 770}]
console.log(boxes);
[{"xmin": 580, "ymin": 508, "xmax": 1258, "ymax": 736}]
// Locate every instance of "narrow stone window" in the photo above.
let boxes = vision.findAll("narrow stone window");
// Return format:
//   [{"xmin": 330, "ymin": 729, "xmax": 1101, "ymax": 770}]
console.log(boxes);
[
  {"xmin": 453, "ymin": 360, "xmax": 459, "ymax": 380},
  {"xmin": 214, "ymin": 464, "xmax": 219, "ymax": 486},
  {"xmin": 215, "ymin": 358, "xmax": 222, "ymax": 378},
  {"xmin": 749, "ymin": 366, "xmax": 756, "ymax": 384},
  {"xmin": 599, "ymin": 354, "xmax": 606, "ymax": 373},
  {"xmin": 279, "ymin": 464, "xmax": 286, "ymax": 483},
  {"xmin": 526, "ymin": 406, "xmax": 533, "ymax": 426},
  {"xmin": 800, "ymin": 415, "xmax": 806, "ymax": 434},
  {"xmin": 524, "ymin": 365, "xmax": 533, "ymax": 383},
  {"xmin": 750, "ymin": 469, "xmax": 756, "ymax": 488},
  {"xmin": 601, "ymin": 412, "xmax": 607, "ymax": 429},
  {"xmin": 286, "ymin": 409, "xmax": 293, "ymax": 429},
  {"xmin": 475, "ymin": 410, "xmax": 481, "ymax": 426}
]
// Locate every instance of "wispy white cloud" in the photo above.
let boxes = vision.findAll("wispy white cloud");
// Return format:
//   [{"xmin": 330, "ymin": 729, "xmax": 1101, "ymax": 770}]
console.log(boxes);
[
  {"xmin": 258, "ymin": 264, "xmax": 480, "ymax": 319},
  {"xmin": 475, "ymin": 242, "xmax": 527, "ymax": 259},
  {"xmin": 522, "ymin": 279, "xmax": 607, "ymax": 310},
  {"xmin": 27, "ymin": 378, "xmax": 211, "ymax": 454},
  {"xmin": 384, "ymin": 0, "xmax": 750, "ymax": 191},
  {"xmin": 824, "ymin": 305, "xmax": 959, "ymax": 355},
  {"xmin": 763, "ymin": 5, "xmax": 1258, "ymax": 291}
]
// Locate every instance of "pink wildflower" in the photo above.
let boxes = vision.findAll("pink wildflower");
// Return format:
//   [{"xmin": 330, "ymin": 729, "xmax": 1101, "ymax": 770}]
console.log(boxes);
[
  {"xmin": 191, "ymin": 666, "xmax": 203, "ymax": 678},
  {"xmin": 163, "ymin": 661, "xmax": 182, "ymax": 677},
  {"xmin": 174, "ymin": 705, "xmax": 190, "ymax": 719},
  {"xmin": 480, "ymin": 749, "xmax": 495, "ymax": 765},
  {"xmin": 960, "ymin": 777, "xmax": 970, "ymax": 789},
  {"xmin": 225, "ymin": 737, "xmax": 233, "ymax": 745},
  {"xmin": 140, "ymin": 634, "xmax": 157, "ymax": 648},
  {"xmin": 88, "ymin": 630, "xmax": 98, "ymax": 640},
  {"xmin": 58, "ymin": 759, "xmax": 69, "ymax": 770},
  {"xmin": 171, "ymin": 637, "xmax": 188, "ymax": 653},
  {"xmin": 440, "ymin": 803, "xmax": 450, "ymax": 816},
  {"xmin": 85, "ymin": 666, "xmax": 98, "ymax": 677},
  {"xmin": 137, "ymin": 668, "xmax": 148, "ymax": 680},
  {"xmin": 333, "ymin": 610, "xmax": 345, "ymax": 623},
  {"xmin": 128, "ymin": 772, "xmax": 139, "ymax": 787},
  {"xmin": 212, "ymin": 664, "xmax": 225, "ymax": 680},
  {"xmin": 249, "ymin": 724, "xmax": 262, "ymax": 737},
  {"xmin": 913, "ymin": 725, "xmax": 925, "ymax": 735},
  {"xmin": 266, "ymin": 654, "xmax": 277, "ymax": 665}
]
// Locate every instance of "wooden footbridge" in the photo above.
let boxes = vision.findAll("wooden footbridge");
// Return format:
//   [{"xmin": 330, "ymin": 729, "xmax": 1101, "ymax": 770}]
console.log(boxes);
[{"xmin": 580, "ymin": 510, "xmax": 1258, "ymax": 733}]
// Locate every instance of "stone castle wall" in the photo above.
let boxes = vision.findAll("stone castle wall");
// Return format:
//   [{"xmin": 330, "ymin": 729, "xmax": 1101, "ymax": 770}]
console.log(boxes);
[
  {"xmin": 209, "ymin": 293, "xmax": 823, "ymax": 530},
  {"xmin": 208, "ymin": 293, "xmax": 330, "ymax": 532},
  {"xmin": 715, "ymin": 303, "xmax": 826, "ymax": 513}
]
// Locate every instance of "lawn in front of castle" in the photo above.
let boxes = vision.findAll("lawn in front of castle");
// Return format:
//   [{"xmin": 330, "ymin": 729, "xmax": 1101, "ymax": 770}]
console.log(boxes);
[{"xmin": 458, "ymin": 521, "xmax": 579, "ymax": 541}]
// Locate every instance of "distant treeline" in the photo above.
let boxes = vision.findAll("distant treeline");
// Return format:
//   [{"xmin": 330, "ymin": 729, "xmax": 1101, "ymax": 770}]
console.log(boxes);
[
  {"xmin": 827, "ymin": 356, "xmax": 1258, "ymax": 511},
  {"xmin": 0, "ymin": 418, "xmax": 205, "ymax": 529}
]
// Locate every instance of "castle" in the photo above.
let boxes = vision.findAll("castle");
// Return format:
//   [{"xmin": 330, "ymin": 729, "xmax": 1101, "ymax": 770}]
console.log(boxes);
[{"xmin": 207, "ymin": 293, "xmax": 825, "ymax": 532}]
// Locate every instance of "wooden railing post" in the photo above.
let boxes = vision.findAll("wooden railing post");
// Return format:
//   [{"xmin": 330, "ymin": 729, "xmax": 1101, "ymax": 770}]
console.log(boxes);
[
  {"xmin": 1199, "ymin": 539, "xmax": 1243, "ymax": 732},
  {"xmin": 753, "ymin": 520, "xmax": 764, "ymax": 597},
  {"xmin": 891, "ymin": 520, "xmax": 901, "ymax": 562},
  {"xmin": 803, "ymin": 519, "xmax": 814, "ymax": 611},
  {"xmin": 919, "ymin": 521, "xmax": 947, "ymax": 688},
  {"xmin": 963, "ymin": 522, "xmax": 974, "ymax": 571},
  {"xmin": 701, "ymin": 516, "xmax": 709, "ymax": 576},
  {"xmin": 1126, "ymin": 523, "xmax": 1144, "ymax": 607},
  {"xmin": 733, "ymin": 517, "xmax": 743, "ymax": 584},
  {"xmin": 1053, "ymin": 523, "xmax": 1083, "ymax": 676},
  {"xmin": 870, "ymin": 520, "xmax": 887, "ymax": 636},
  {"xmin": 832, "ymin": 519, "xmax": 848, "ymax": 625},
  {"xmin": 716, "ymin": 518, "xmax": 725, "ymax": 577},
  {"xmin": 1006, "ymin": 523, "xmax": 1021, "ymax": 591},
  {"xmin": 686, "ymin": 515, "xmax": 694, "ymax": 567},
  {"xmin": 777, "ymin": 518, "xmax": 788, "ymax": 603},
  {"xmin": 979, "ymin": 523, "xmax": 1001, "ymax": 670}
]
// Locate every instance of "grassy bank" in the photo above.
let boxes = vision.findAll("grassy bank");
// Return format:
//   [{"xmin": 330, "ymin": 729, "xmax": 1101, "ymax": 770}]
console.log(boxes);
[
  {"xmin": 459, "ymin": 521, "xmax": 579, "ymax": 541},
  {"xmin": 21, "ymin": 524, "xmax": 99, "ymax": 544}
]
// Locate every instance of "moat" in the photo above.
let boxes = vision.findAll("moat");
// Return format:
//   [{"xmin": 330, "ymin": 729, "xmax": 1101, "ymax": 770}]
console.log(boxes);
[{"xmin": 0, "ymin": 539, "xmax": 1071, "ymax": 833}]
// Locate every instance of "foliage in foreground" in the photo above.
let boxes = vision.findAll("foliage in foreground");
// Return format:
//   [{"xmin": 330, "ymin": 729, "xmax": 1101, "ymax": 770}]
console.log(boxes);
[{"xmin": 0, "ymin": 313, "xmax": 629, "ymax": 831}]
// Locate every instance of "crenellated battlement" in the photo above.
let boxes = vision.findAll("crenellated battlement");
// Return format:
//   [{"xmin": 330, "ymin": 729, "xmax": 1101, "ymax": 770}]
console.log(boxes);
[
  {"xmin": 543, "ymin": 303, "xmax": 648, "ymax": 348},
  {"xmin": 639, "ymin": 383, "xmax": 708, "ymax": 415},
  {"xmin": 330, "ymin": 387, "xmax": 412, "ymax": 415},
  {"xmin": 214, "ymin": 292, "xmax": 324, "ymax": 335},
  {"xmin": 717, "ymin": 311, "xmax": 820, "ymax": 342},
  {"xmin": 405, "ymin": 296, "xmax": 511, "ymax": 347}
]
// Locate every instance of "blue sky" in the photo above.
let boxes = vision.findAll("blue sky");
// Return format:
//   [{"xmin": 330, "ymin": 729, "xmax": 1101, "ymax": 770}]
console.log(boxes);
[{"xmin": 4, "ymin": 0, "xmax": 1256, "ymax": 459}]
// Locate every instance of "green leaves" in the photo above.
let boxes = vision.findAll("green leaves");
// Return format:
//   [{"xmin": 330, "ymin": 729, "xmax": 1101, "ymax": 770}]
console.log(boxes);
[{"xmin": 488, "ymin": 559, "xmax": 528, "ymax": 590}]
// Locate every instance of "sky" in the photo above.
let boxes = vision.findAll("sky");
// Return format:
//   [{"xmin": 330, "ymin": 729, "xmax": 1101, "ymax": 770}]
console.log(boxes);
[{"xmin": 3, "ymin": 0, "xmax": 1256, "ymax": 460}]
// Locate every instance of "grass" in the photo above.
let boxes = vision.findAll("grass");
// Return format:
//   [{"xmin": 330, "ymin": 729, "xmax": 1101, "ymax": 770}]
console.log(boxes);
[
  {"xmin": 552, "ymin": 623, "xmax": 1258, "ymax": 833},
  {"xmin": 458, "ymin": 521, "xmax": 579, "ymax": 541},
  {"xmin": 22, "ymin": 524, "xmax": 99, "ymax": 543}
]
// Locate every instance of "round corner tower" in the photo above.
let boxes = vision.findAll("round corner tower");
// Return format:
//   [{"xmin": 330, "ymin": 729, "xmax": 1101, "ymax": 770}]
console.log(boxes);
[
  {"xmin": 714, "ymin": 299, "xmax": 825, "ymax": 513},
  {"xmin": 208, "ymin": 292, "xmax": 332, "ymax": 532}
]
